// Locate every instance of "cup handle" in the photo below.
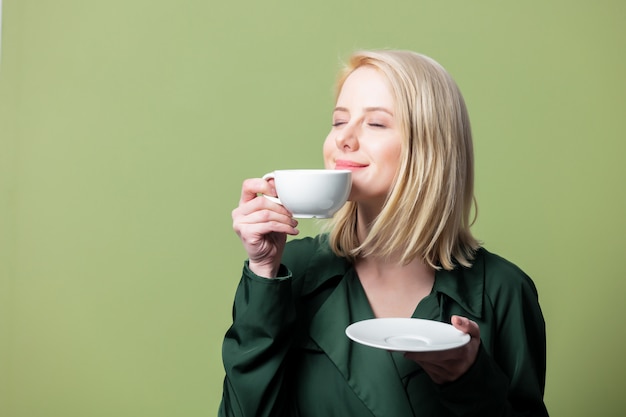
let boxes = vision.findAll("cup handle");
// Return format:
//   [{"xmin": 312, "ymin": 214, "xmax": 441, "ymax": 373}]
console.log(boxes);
[{"xmin": 261, "ymin": 172, "xmax": 282, "ymax": 205}]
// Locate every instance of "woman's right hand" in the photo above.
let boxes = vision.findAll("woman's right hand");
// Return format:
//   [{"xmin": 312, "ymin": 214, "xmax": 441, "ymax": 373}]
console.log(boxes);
[{"xmin": 232, "ymin": 177, "xmax": 299, "ymax": 278}]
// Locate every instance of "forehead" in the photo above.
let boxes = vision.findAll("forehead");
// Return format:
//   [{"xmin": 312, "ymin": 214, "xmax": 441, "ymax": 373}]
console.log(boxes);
[{"xmin": 336, "ymin": 66, "xmax": 395, "ymax": 107}]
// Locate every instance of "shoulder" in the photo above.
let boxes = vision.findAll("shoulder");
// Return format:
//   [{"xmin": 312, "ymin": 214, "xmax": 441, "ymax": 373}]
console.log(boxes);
[
  {"xmin": 282, "ymin": 233, "xmax": 350, "ymax": 293},
  {"xmin": 474, "ymin": 247, "xmax": 539, "ymax": 300},
  {"xmin": 282, "ymin": 234, "xmax": 330, "ymax": 270}
]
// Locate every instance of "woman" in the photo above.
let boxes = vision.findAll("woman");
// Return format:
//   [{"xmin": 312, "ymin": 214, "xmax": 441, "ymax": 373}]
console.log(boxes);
[{"xmin": 220, "ymin": 50, "xmax": 548, "ymax": 416}]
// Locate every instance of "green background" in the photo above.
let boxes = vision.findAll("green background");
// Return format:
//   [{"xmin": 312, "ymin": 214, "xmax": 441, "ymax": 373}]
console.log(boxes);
[{"xmin": 1, "ymin": 1, "xmax": 624, "ymax": 416}]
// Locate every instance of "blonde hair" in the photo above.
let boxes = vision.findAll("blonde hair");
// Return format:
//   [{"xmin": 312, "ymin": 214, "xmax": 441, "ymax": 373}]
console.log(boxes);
[{"xmin": 326, "ymin": 50, "xmax": 479, "ymax": 270}]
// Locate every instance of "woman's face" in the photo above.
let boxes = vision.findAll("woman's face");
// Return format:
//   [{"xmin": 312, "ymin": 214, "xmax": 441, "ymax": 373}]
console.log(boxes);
[{"xmin": 323, "ymin": 66, "xmax": 403, "ymax": 206}]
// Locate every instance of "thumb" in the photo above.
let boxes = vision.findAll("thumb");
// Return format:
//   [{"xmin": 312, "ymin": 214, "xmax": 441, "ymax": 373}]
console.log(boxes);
[{"xmin": 451, "ymin": 315, "xmax": 480, "ymax": 339}]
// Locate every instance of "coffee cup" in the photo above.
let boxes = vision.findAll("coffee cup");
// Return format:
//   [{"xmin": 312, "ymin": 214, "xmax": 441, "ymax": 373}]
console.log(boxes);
[{"xmin": 262, "ymin": 169, "xmax": 351, "ymax": 218}]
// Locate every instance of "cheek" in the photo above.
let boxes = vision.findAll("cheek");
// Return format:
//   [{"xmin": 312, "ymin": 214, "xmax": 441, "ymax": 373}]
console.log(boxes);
[{"xmin": 377, "ymin": 142, "xmax": 403, "ymax": 167}]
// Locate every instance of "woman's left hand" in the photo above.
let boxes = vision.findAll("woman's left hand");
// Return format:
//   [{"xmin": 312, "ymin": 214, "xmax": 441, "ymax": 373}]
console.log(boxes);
[{"xmin": 403, "ymin": 315, "xmax": 480, "ymax": 384}]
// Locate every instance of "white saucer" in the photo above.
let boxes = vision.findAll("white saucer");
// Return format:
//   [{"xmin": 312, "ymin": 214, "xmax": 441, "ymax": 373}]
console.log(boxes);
[{"xmin": 345, "ymin": 318, "xmax": 471, "ymax": 352}]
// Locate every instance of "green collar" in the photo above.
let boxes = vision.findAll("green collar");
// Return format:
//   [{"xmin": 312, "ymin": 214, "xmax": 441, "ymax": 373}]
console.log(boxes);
[{"xmin": 300, "ymin": 235, "xmax": 485, "ymax": 320}]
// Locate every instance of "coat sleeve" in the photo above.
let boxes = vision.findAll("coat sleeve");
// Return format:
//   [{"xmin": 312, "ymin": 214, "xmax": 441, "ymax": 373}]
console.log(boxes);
[
  {"xmin": 218, "ymin": 263, "xmax": 297, "ymax": 417},
  {"xmin": 437, "ymin": 258, "xmax": 549, "ymax": 417}
]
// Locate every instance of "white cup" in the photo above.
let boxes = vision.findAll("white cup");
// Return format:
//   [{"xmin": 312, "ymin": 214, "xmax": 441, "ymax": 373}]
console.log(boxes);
[{"xmin": 262, "ymin": 169, "xmax": 351, "ymax": 218}]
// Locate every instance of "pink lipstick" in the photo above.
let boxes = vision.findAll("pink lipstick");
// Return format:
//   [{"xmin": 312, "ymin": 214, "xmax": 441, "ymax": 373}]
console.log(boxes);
[{"xmin": 335, "ymin": 159, "xmax": 368, "ymax": 170}]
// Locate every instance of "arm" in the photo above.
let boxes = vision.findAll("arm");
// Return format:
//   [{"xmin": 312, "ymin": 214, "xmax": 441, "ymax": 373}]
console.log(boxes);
[
  {"xmin": 404, "ymin": 317, "xmax": 513, "ymax": 416},
  {"xmin": 218, "ymin": 264, "xmax": 296, "ymax": 417},
  {"xmin": 438, "ymin": 273, "xmax": 548, "ymax": 416},
  {"xmin": 404, "ymin": 260, "xmax": 548, "ymax": 416},
  {"xmin": 219, "ymin": 174, "xmax": 298, "ymax": 417},
  {"xmin": 221, "ymin": 177, "xmax": 302, "ymax": 416}
]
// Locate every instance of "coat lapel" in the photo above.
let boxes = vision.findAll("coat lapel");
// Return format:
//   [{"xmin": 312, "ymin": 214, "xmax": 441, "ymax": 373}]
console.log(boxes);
[
  {"xmin": 309, "ymin": 270, "xmax": 415, "ymax": 417},
  {"xmin": 432, "ymin": 254, "xmax": 485, "ymax": 320}
]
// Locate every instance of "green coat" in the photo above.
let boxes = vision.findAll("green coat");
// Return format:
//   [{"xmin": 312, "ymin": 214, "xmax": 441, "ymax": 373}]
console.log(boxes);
[{"xmin": 219, "ymin": 234, "xmax": 548, "ymax": 417}]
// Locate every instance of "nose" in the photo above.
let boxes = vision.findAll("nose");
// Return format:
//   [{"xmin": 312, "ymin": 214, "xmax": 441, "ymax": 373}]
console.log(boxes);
[{"xmin": 335, "ymin": 122, "xmax": 359, "ymax": 151}]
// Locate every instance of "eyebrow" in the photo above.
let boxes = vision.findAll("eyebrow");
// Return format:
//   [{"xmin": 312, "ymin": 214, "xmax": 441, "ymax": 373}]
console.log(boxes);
[{"xmin": 333, "ymin": 106, "xmax": 394, "ymax": 116}]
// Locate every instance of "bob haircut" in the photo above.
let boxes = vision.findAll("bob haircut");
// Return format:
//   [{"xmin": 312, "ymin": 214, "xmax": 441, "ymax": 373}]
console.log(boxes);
[{"xmin": 326, "ymin": 50, "xmax": 480, "ymax": 270}]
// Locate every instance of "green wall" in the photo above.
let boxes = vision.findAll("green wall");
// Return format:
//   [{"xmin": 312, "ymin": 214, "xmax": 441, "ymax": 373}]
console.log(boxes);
[{"xmin": 1, "ymin": 1, "xmax": 625, "ymax": 416}]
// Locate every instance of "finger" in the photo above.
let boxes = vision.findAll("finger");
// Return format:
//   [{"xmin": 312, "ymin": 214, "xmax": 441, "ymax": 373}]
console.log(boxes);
[
  {"xmin": 451, "ymin": 315, "xmax": 480, "ymax": 339},
  {"xmin": 240, "ymin": 209, "xmax": 298, "ymax": 227},
  {"xmin": 239, "ymin": 178, "xmax": 276, "ymax": 204},
  {"xmin": 233, "ymin": 192, "xmax": 293, "ymax": 220},
  {"xmin": 409, "ymin": 358, "xmax": 457, "ymax": 385},
  {"xmin": 415, "ymin": 362, "xmax": 446, "ymax": 383},
  {"xmin": 236, "ymin": 211, "xmax": 299, "ymax": 236},
  {"xmin": 404, "ymin": 350, "xmax": 451, "ymax": 363}
]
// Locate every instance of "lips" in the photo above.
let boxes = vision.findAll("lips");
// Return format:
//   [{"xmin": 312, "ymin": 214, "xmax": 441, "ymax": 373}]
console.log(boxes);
[{"xmin": 335, "ymin": 159, "xmax": 368, "ymax": 170}]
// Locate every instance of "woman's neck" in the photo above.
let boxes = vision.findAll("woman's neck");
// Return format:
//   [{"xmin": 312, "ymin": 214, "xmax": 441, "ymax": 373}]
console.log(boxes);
[
  {"xmin": 355, "ymin": 255, "xmax": 436, "ymax": 318},
  {"xmin": 354, "ymin": 202, "xmax": 382, "ymax": 244}
]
